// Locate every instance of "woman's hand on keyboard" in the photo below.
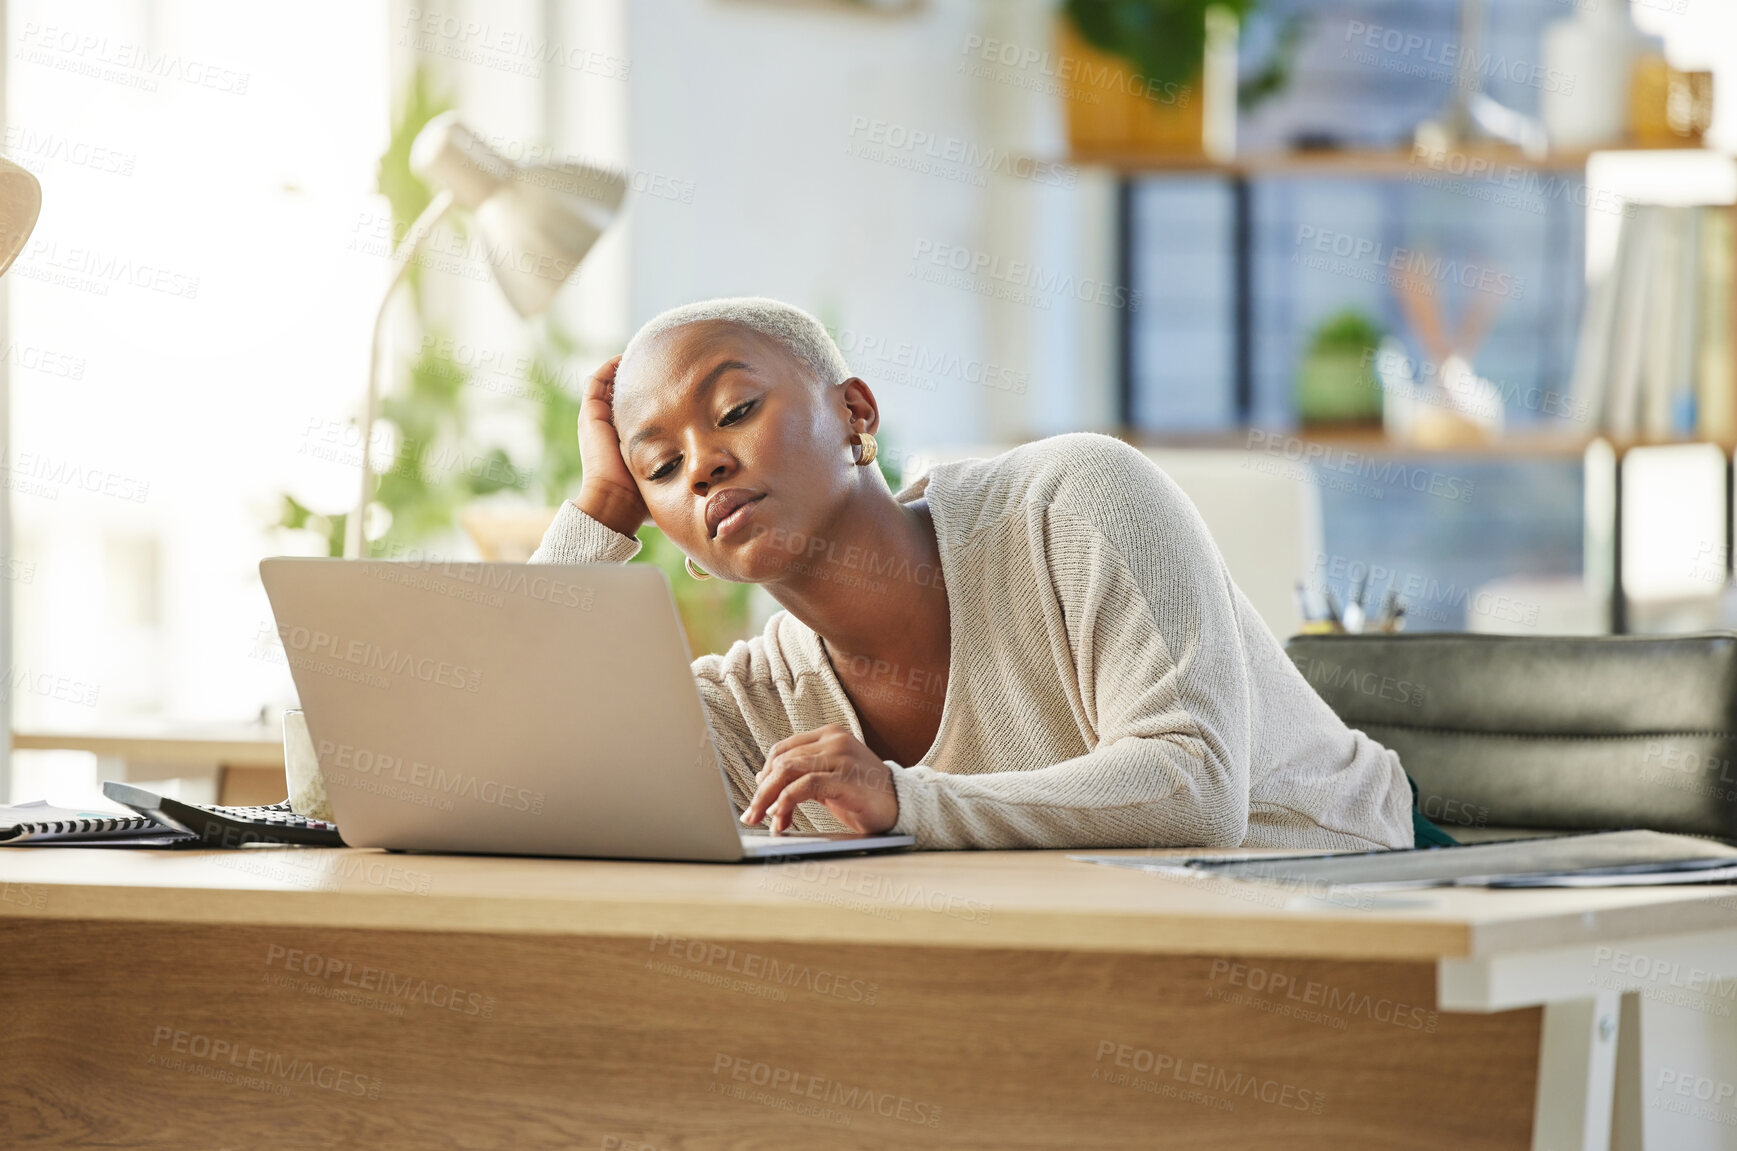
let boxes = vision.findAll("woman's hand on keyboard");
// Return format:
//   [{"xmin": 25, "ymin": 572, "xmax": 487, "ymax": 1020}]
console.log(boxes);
[{"xmin": 741, "ymin": 724, "xmax": 898, "ymax": 836}]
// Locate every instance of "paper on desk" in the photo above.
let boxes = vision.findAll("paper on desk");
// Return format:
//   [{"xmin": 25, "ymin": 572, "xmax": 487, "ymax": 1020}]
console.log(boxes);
[
  {"xmin": 1070, "ymin": 855, "xmax": 1737, "ymax": 890},
  {"xmin": 1490, "ymin": 863, "xmax": 1737, "ymax": 888},
  {"xmin": 1071, "ymin": 830, "xmax": 1737, "ymax": 890},
  {"xmin": 1069, "ymin": 855, "xmax": 1244, "ymax": 876}
]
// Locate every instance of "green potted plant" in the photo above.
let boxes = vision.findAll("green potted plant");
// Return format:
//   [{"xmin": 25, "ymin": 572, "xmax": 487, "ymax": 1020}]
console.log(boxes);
[
  {"xmin": 1296, "ymin": 309, "xmax": 1386, "ymax": 427},
  {"xmin": 1056, "ymin": 0, "xmax": 1304, "ymax": 155}
]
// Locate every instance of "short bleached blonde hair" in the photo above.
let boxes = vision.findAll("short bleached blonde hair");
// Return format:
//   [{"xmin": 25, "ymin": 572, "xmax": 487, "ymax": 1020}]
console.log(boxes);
[{"xmin": 616, "ymin": 296, "xmax": 850, "ymax": 399}]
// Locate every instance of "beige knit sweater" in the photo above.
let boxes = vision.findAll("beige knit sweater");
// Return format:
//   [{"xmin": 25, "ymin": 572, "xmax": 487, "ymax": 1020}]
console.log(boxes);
[{"xmin": 530, "ymin": 432, "xmax": 1415, "ymax": 851}]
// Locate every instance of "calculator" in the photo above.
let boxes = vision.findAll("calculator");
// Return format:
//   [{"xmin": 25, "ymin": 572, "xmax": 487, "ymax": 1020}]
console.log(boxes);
[{"xmin": 103, "ymin": 781, "xmax": 345, "ymax": 847}]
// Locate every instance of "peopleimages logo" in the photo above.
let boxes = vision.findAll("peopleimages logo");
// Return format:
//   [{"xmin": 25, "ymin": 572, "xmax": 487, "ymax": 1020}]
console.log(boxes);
[
  {"xmin": 277, "ymin": 626, "xmax": 482, "ymax": 693},
  {"xmin": 710, "ymin": 1053, "xmax": 942, "ymax": 1129},
  {"xmin": 1207, "ymin": 959, "xmax": 1440, "ymax": 1032},
  {"xmin": 0, "ymin": 449, "xmax": 150, "ymax": 503},
  {"xmin": 1093, "ymin": 1040, "xmax": 1326, "ymax": 1114},
  {"xmin": 1651, "ymin": 1068, "xmax": 1737, "ymax": 1124},
  {"xmin": 1359, "ymin": 347, "xmax": 1588, "ymax": 423},
  {"xmin": 349, "ymin": 210, "xmax": 579, "ymax": 286},
  {"xmin": 148, "ymin": 1026, "xmax": 381, "ymax": 1098},
  {"xmin": 0, "ymin": 666, "xmax": 101, "ymax": 707},
  {"xmin": 1342, "ymin": 20, "xmax": 1575, "ymax": 95},
  {"xmin": 1306, "ymin": 553, "xmax": 1540, "ymax": 629},
  {"xmin": 16, "ymin": 22, "xmax": 251, "ymax": 94},
  {"xmin": 1408, "ymin": 143, "xmax": 1632, "ymax": 220},
  {"xmin": 16, "ymin": 238, "xmax": 200, "ymax": 299},
  {"xmin": 1643, "ymin": 741, "xmax": 1737, "ymax": 783},
  {"xmin": 1289, "ymin": 655, "xmax": 1425, "ymax": 709},
  {"xmin": 2, "ymin": 126, "xmax": 135, "ymax": 176},
  {"xmin": 316, "ymin": 739, "xmax": 544, "ymax": 814},
  {"xmin": 909, "ymin": 239, "xmax": 1139, "ymax": 311},
  {"xmin": 746, "ymin": 525, "xmax": 947, "ymax": 590},
  {"xmin": 959, "ymin": 33, "xmax": 1191, "ymax": 107},
  {"xmin": 364, "ymin": 560, "xmax": 596, "ymax": 611},
  {"xmin": 829, "ymin": 325, "xmax": 1028, "ymax": 394},
  {"xmin": 1292, "ymin": 226, "xmax": 1522, "ymax": 299},
  {"xmin": 764, "ymin": 859, "xmax": 993, "ymax": 923},
  {"xmin": 648, "ymin": 934, "xmax": 880, "ymax": 1005},
  {"xmin": 265, "ymin": 945, "xmax": 496, "ymax": 1017},
  {"xmin": 846, "ymin": 115, "xmax": 1076, "ymax": 189},
  {"xmin": 1246, "ymin": 431, "xmax": 1477, "ymax": 504},
  {"xmin": 398, "ymin": 7, "xmax": 629, "ymax": 80},
  {"xmin": 1594, "ymin": 946, "xmax": 1737, "ymax": 1001}
]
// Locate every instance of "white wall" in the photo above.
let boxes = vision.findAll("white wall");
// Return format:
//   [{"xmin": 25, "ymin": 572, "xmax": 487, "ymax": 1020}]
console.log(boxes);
[
  {"xmin": 372, "ymin": 0, "xmax": 1122, "ymax": 485},
  {"xmin": 620, "ymin": 0, "xmax": 1118, "ymax": 451},
  {"xmin": 7, "ymin": 0, "xmax": 391, "ymax": 730},
  {"xmin": 4, "ymin": 1, "xmax": 392, "ymax": 803}
]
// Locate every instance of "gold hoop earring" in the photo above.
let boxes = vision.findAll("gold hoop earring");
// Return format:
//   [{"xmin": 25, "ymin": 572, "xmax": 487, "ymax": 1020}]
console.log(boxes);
[
  {"xmin": 684, "ymin": 555, "xmax": 713, "ymax": 581},
  {"xmin": 851, "ymin": 430, "xmax": 878, "ymax": 467}
]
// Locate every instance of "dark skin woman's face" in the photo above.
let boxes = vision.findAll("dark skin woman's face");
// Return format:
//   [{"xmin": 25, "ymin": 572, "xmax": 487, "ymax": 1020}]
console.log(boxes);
[{"xmin": 612, "ymin": 321, "xmax": 880, "ymax": 583}]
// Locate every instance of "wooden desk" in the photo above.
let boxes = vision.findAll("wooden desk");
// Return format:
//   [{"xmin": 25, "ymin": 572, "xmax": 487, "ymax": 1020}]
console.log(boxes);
[
  {"xmin": 2, "ymin": 847, "xmax": 1734, "ymax": 1151},
  {"xmin": 13, "ymin": 722, "xmax": 286, "ymax": 805}
]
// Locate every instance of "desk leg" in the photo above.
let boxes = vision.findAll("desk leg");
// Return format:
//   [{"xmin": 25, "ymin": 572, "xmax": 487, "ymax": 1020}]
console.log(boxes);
[
  {"xmin": 1611, "ymin": 992, "xmax": 1643, "ymax": 1151},
  {"xmin": 1619, "ymin": 979, "xmax": 1737, "ymax": 1149},
  {"xmin": 1532, "ymin": 990, "xmax": 1620, "ymax": 1151}
]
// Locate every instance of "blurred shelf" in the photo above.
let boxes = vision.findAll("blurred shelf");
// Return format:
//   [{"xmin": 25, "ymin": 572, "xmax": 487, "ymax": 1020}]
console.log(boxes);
[
  {"xmin": 13, "ymin": 721, "xmax": 286, "ymax": 807},
  {"xmin": 1063, "ymin": 145, "xmax": 1735, "ymax": 178},
  {"xmin": 13, "ymin": 721, "xmax": 283, "ymax": 768},
  {"xmin": 1115, "ymin": 428, "xmax": 1737, "ymax": 457}
]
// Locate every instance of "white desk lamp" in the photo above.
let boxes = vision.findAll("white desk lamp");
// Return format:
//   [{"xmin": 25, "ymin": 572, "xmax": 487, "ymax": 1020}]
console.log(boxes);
[
  {"xmin": 345, "ymin": 112, "xmax": 627, "ymax": 558},
  {"xmin": 0, "ymin": 157, "xmax": 43, "ymax": 275}
]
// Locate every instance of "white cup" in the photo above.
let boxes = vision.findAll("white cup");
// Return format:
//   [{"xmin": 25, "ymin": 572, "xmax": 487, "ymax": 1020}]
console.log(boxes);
[{"xmin": 282, "ymin": 709, "xmax": 335, "ymax": 822}]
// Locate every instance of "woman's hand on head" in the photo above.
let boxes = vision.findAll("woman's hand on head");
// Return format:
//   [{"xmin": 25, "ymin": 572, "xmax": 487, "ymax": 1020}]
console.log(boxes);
[
  {"xmin": 574, "ymin": 355, "xmax": 652, "ymax": 538},
  {"xmin": 741, "ymin": 724, "xmax": 899, "ymax": 836}
]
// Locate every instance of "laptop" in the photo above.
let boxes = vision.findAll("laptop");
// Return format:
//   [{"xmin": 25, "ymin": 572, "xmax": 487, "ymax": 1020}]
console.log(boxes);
[{"xmin": 258, "ymin": 557, "xmax": 914, "ymax": 861}]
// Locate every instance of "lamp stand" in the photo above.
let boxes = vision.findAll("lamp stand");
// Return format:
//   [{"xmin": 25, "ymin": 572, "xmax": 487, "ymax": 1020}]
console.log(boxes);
[{"xmin": 344, "ymin": 189, "xmax": 456, "ymax": 559}]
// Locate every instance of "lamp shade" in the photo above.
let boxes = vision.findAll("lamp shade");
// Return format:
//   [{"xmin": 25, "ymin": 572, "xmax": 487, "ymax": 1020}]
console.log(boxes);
[
  {"xmin": 0, "ymin": 157, "xmax": 43, "ymax": 277},
  {"xmin": 409, "ymin": 112, "xmax": 626, "ymax": 317}
]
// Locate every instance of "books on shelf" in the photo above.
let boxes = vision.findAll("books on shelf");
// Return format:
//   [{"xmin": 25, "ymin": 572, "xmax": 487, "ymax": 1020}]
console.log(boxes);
[
  {"xmin": 1573, "ymin": 202, "xmax": 1737, "ymax": 441},
  {"xmin": 1701, "ymin": 208, "xmax": 1737, "ymax": 441}
]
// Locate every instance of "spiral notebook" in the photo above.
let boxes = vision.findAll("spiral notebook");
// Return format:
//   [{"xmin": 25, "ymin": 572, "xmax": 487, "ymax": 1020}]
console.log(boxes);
[{"xmin": 0, "ymin": 800, "xmax": 192, "ymax": 846}]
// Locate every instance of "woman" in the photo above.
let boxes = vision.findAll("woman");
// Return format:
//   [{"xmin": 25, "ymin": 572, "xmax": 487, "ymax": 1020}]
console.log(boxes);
[{"xmin": 531, "ymin": 297, "xmax": 1419, "ymax": 851}]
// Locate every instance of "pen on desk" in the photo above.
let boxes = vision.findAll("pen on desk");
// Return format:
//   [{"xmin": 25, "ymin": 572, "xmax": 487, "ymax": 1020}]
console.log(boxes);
[
  {"xmin": 1343, "ymin": 574, "xmax": 1368, "ymax": 634},
  {"xmin": 1322, "ymin": 586, "xmax": 1343, "ymax": 630},
  {"xmin": 1297, "ymin": 581, "xmax": 1341, "ymax": 634},
  {"xmin": 1377, "ymin": 590, "xmax": 1405, "ymax": 632}
]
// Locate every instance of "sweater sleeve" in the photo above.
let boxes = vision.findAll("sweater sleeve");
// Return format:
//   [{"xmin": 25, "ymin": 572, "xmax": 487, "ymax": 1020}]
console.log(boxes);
[
  {"xmin": 528, "ymin": 500, "xmax": 644, "ymax": 565},
  {"xmin": 886, "ymin": 439, "xmax": 1254, "ymax": 850},
  {"xmin": 692, "ymin": 664, "xmax": 832, "ymax": 835}
]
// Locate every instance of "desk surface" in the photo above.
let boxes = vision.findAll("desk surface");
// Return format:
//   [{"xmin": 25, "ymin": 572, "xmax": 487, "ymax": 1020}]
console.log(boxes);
[{"xmin": 3, "ymin": 846, "xmax": 1734, "ymax": 962}]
